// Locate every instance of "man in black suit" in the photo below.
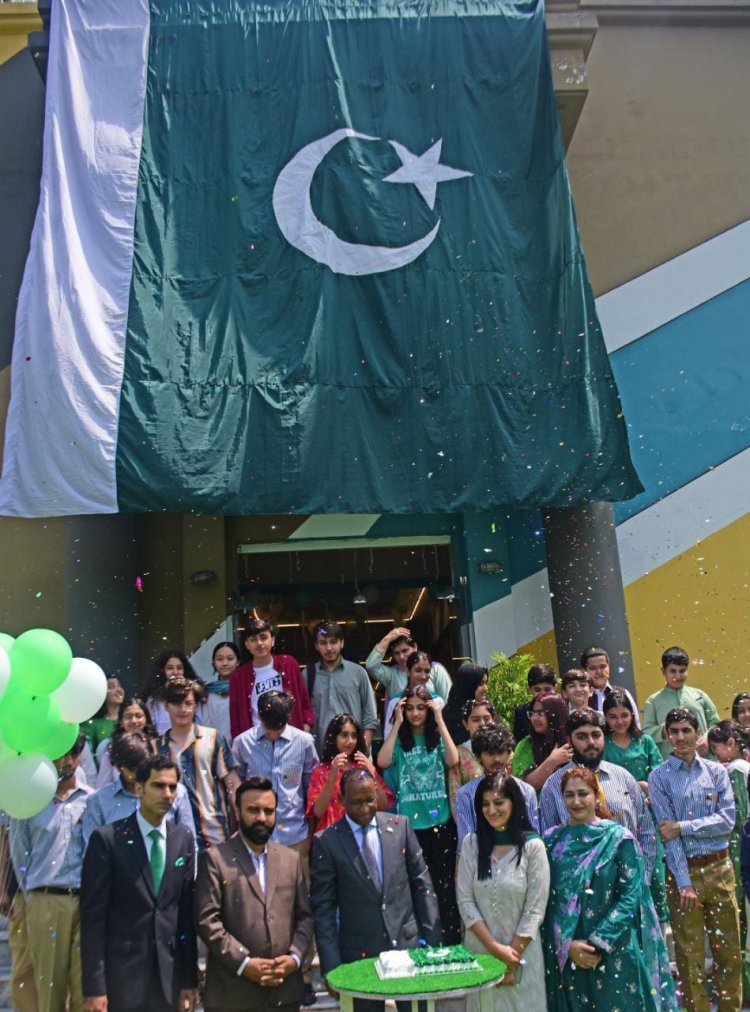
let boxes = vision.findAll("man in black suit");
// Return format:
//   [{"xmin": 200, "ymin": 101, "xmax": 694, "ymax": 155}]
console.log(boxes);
[
  {"xmin": 311, "ymin": 768, "xmax": 441, "ymax": 1011},
  {"xmin": 80, "ymin": 755, "xmax": 197, "ymax": 1012}
]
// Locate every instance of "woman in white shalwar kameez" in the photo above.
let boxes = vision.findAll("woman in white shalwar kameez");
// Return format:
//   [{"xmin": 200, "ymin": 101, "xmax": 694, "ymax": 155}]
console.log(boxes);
[{"xmin": 457, "ymin": 772, "xmax": 549, "ymax": 1012}]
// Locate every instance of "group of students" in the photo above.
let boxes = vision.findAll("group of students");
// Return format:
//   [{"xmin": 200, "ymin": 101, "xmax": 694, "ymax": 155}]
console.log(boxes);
[{"xmin": 3, "ymin": 622, "xmax": 750, "ymax": 1012}]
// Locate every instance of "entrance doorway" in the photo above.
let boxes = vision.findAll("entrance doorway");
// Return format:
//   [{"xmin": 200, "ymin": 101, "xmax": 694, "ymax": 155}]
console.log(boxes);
[{"xmin": 234, "ymin": 537, "xmax": 461, "ymax": 674}]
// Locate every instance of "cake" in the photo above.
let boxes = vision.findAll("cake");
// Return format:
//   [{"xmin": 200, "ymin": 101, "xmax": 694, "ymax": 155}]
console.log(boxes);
[
  {"xmin": 375, "ymin": 950, "xmax": 417, "ymax": 979},
  {"xmin": 410, "ymin": 945, "xmax": 481, "ymax": 975},
  {"xmin": 375, "ymin": 945, "xmax": 480, "ymax": 980}
]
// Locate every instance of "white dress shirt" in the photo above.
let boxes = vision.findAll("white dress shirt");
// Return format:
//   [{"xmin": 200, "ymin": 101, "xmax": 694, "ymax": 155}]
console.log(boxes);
[{"xmin": 135, "ymin": 809, "xmax": 167, "ymax": 858}]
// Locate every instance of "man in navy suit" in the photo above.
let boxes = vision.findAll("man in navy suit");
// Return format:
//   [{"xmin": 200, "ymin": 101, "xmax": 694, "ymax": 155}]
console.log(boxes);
[
  {"xmin": 80, "ymin": 755, "xmax": 197, "ymax": 1012},
  {"xmin": 311, "ymin": 768, "xmax": 441, "ymax": 1012}
]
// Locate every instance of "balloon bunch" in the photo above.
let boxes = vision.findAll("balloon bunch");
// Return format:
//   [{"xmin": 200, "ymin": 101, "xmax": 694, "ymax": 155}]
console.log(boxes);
[{"xmin": 0, "ymin": 629, "xmax": 107, "ymax": 818}]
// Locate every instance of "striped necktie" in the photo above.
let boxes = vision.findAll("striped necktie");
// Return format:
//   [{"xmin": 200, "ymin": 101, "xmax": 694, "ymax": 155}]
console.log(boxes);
[{"xmin": 360, "ymin": 824, "xmax": 382, "ymax": 892}]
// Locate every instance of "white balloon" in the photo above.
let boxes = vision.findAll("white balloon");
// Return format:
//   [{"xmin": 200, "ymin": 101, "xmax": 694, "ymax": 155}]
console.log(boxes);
[
  {"xmin": 51, "ymin": 657, "xmax": 107, "ymax": 723},
  {"xmin": 0, "ymin": 752, "xmax": 58, "ymax": 818},
  {"xmin": 0, "ymin": 648, "xmax": 9, "ymax": 702}
]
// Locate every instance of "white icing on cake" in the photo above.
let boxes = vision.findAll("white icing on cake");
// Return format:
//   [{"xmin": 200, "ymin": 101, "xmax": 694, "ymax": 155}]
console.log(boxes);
[{"xmin": 375, "ymin": 951, "xmax": 416, "ymax": 980}]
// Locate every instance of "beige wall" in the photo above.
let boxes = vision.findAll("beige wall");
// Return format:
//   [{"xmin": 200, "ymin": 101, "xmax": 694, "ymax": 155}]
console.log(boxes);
[
  {"xmin": 0, "ymin": 4, "xmax": 40, "ymax": 65},
  {"xmin": 136, "ymin": 514, "xmax": 228, "ymax": 672},
  {"xmin": 567, "ymin": 23, "xmax": 750, "ymax": 294}
]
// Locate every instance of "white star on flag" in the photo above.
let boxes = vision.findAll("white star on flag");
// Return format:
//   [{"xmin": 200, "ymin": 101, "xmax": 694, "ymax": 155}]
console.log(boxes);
[{"xmin": 384, "ymin": 139, "xmax": 473, "ymax": 210}]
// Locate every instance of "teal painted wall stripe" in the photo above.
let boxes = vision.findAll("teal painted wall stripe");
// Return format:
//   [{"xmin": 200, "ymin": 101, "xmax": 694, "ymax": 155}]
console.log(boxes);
[{"xmin": 612, "ymin": 278, "xmax": 750, "ymax": 524}]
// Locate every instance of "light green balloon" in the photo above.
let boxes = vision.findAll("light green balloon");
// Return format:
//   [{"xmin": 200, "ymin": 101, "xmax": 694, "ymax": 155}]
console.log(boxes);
[
  {"xmin": 39, "ymin": 721, "xmax": 80, "ymax": 761},
  {"xmin": 0, "ymin": 752, "xmax": 58, "ymax": 818},
  {"xmin": 9, "ymin": 629, "xmax": 72, "ymax": 695},
  {"xmin": 0, "ymin": 688, "xmax": 62, "ymax": 753},
  {"xmin": 0, "ymin": 633, "xmax": 15, "ymax": 654}
]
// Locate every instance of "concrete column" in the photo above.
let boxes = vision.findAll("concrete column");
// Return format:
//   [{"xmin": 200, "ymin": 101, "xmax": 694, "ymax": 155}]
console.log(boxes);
[{"xmin": 542, "ymin": 502, "xmax": 637, "ymax": 700}]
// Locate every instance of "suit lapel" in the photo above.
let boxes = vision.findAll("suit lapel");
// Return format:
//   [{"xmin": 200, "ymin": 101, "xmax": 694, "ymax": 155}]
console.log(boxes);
[
  {"xmin": 265, "ymin": 840, "xmax": 279, "ymax": 910},
  {"xmin": 375, "ymin": 813, "xmax": 397, "ymax": 887},
  {"xmin": 119, "ymin": 813, "xmax": 155, "ymax": 901},
  {"xmin": 230, "ymin": 834, "xmax": 266, "ymax": 905},
  {"xmin": 157, "ymin": 823, "xmax": 181, "ymax": 907},
  {"xmin": 338, "ymin": 818, "xmax": 381, "ymax": 898}
]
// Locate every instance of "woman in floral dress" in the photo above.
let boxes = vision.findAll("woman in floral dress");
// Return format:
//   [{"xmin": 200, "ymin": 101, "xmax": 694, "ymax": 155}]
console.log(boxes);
[{"xmin": 543, "ymin": 766, "xmax": 677, "ymax": 1011}]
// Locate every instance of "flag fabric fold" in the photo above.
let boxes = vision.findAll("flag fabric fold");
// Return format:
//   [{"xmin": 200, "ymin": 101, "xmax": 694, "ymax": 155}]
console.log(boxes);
[{"xmin": 0, "ymin": 0, "xmax": 642, "ymax": 518}]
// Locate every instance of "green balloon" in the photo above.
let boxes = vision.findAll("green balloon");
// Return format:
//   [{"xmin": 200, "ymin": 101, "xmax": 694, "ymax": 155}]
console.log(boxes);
[
  {"xmin": 9, "ymin": 629, "xmax": 72, "ymax": 694},
  {"xmin": 0, "ymin": 688, "xmax": 62, "ymax": 753},
  {"xmin": 39, "ymin": 721, "xmax": 80, "ymax": 761},
  {"xmin": 0, "ymin": 633, "xmax": 14, "ymax": 653}
]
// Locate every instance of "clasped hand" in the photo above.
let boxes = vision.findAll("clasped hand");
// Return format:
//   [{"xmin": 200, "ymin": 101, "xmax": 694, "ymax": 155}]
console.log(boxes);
[
  {"xmin": 568, "ymin": 940, "xmax": 601, "ymax": 970},
  {"xmin": 244, "ymin": 955, "xmax": 297, "ymax": 986}
]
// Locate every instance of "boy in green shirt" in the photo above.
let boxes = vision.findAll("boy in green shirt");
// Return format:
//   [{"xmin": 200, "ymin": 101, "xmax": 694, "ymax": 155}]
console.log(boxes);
[{"xmin": 642, "ymin": 646, "xmax": 719, "ymax": 758}]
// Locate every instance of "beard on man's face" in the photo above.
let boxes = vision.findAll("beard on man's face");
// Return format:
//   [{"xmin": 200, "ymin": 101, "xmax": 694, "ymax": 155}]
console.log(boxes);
[
  {"xmin": 572, "ymin": 745, "xmax": 602, "ymax": 769},
  {"xmin": 239, "ymin": 819, "xmax": 273, "ymax": 845}
]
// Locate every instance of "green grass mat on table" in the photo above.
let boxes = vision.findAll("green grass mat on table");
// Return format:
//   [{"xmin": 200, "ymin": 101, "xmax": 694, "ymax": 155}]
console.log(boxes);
[{"xmin": 327, "ymin": 954, "xmax": 506, "ymax": 995}]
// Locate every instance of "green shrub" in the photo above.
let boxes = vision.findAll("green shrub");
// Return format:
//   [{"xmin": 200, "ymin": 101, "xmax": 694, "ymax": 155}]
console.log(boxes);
[{"xmin": 486, "ymin": 651, "xmax": 536, "ymax": 730}]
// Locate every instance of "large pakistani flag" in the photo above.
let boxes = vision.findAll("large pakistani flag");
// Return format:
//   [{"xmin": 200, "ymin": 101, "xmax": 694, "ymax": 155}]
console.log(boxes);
[{"xmin": 0, "ymin": 0, "xmax": 641, "ymax": 517}]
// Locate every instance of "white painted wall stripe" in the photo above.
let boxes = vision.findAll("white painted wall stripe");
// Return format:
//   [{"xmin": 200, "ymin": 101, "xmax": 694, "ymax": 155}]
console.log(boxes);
[
  {"xmin": 474, "ymin": 449, "xmax": 750, "ymax": 656},
  {"xmin": 616, "ymin": 447, "xmax": 750, "ymax": 585},
  {"xmin": 596, "ymin": 220, "xmax": 750, "ymax": 353}
]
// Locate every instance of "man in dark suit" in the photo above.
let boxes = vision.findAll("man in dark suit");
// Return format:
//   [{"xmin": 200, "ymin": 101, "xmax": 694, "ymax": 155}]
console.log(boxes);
[
  {"xmin": 311, "ymin": 768, "xmax": 441, "ymax": 1011},
  {"xmin": 80, "ymin": 755, "xmax": 197, "ymax": 1012},
  {"xmin": 195, "ymin": 775, "xmax": 314, "ymax": 1012}
]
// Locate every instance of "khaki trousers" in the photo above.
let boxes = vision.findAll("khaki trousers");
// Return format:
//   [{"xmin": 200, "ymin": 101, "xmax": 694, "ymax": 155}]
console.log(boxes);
[
  {"xmin": 8, "ymin": 891, "xmax": 37, "ymax": 1012},
  {"xmin": 667, "ymin": 856, "xmax": 741, "ymax": 1012},
  {"xmin": 25, "ymin": 891, "xmax": 83, "ymax": 1012}
]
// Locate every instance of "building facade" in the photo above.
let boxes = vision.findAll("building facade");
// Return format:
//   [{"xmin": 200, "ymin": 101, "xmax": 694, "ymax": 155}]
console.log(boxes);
[{"xmin": 1, "ymin": 0, "xmax": 748, "ymax": 707}]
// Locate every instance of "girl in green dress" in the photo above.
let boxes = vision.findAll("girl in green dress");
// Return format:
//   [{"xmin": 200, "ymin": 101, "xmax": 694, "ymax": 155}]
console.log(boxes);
[
  {"xmin": 82, "ymin": 674, "xmax": 125, "ymax": 755},
  {"xmin": 378, "ymin": 684, "xmax": 462, "ymax": 943},
  {"xmin": 707, "ymin": 718, "xmax": 750, "ymax": 1001},
  {"xmin": 602, "ymin": 689, "xmax": 669, "ymax": 924},
  {"xmin": 543, "ymin": 766, "xmax": 678, "ymax": 1011}
]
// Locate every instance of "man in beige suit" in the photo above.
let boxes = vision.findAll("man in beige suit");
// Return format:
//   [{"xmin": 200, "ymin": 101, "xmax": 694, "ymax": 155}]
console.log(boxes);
[{"xmin": 195, "ymin": 776, "xmax": 314, "ymax": 1012}]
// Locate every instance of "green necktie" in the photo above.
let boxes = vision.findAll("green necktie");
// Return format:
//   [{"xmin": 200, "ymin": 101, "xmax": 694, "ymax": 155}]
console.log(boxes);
[{"xmin": 148, "ymin": 828, "xmax": 165, "ymax": 894}]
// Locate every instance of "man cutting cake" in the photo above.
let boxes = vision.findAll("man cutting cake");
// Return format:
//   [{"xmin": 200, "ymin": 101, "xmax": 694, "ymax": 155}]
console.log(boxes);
[{"xmin": 311, "ymin": 768, "xmax": 441, "ymax": 1012}]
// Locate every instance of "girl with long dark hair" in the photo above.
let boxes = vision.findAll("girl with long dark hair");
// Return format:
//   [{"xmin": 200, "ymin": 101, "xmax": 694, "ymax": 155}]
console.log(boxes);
[
  {"xmin": 95, "ymin": 695, "xmax": 156, "ymax": 787},
  {"xmin": 601, "ymin": 688, "xmax": 668, "ymax": 925},
  {"xmin": 141, "ymin": 649, "xmax": 206, "ymax": 734},
  {"xmin": 511, "ymin": 693, "xmax": 572, "ymax": 793},
  {"xmin": 378, "ymin": 685, "xmax": 461, "ymax": 943},
  {"xmin": 448, "ymin": 697, "xmax": 499, "ymax": 813},
  {"xmin": 306, "ymin": 713, "xmax": 393, "ymax": 831},
  {"xmin": 443, "ymin": 663, "xmax": 490, "ymax": 745},
  {"xmin": 456, "ymin": 772, "xmax": 549, "ymax": 1007}
]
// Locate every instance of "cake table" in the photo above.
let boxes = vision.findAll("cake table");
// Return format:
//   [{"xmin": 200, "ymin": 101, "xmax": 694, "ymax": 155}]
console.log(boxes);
[{"xmin": 326, "ymin": 953, "xmax": 507, "ymax": 1012}]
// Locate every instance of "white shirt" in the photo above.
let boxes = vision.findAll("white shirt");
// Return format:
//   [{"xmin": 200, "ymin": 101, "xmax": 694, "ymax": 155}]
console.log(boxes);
[
  {"xmin": 241, "ymin": 837, "xmax": 267, "ymax": 894},
  {"xmin": 135, "ymin": 809, "xmax": 167, "ymax": 859},
  {"xmin": 345, "ymin": 814, "xmax": 383, "ymax": 883}
]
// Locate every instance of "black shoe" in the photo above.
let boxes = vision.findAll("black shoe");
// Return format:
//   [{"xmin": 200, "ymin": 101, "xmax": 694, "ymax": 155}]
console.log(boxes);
[{"xmin": 301, "ymin": 983, "xmax": 318, "ymax": 1007}]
